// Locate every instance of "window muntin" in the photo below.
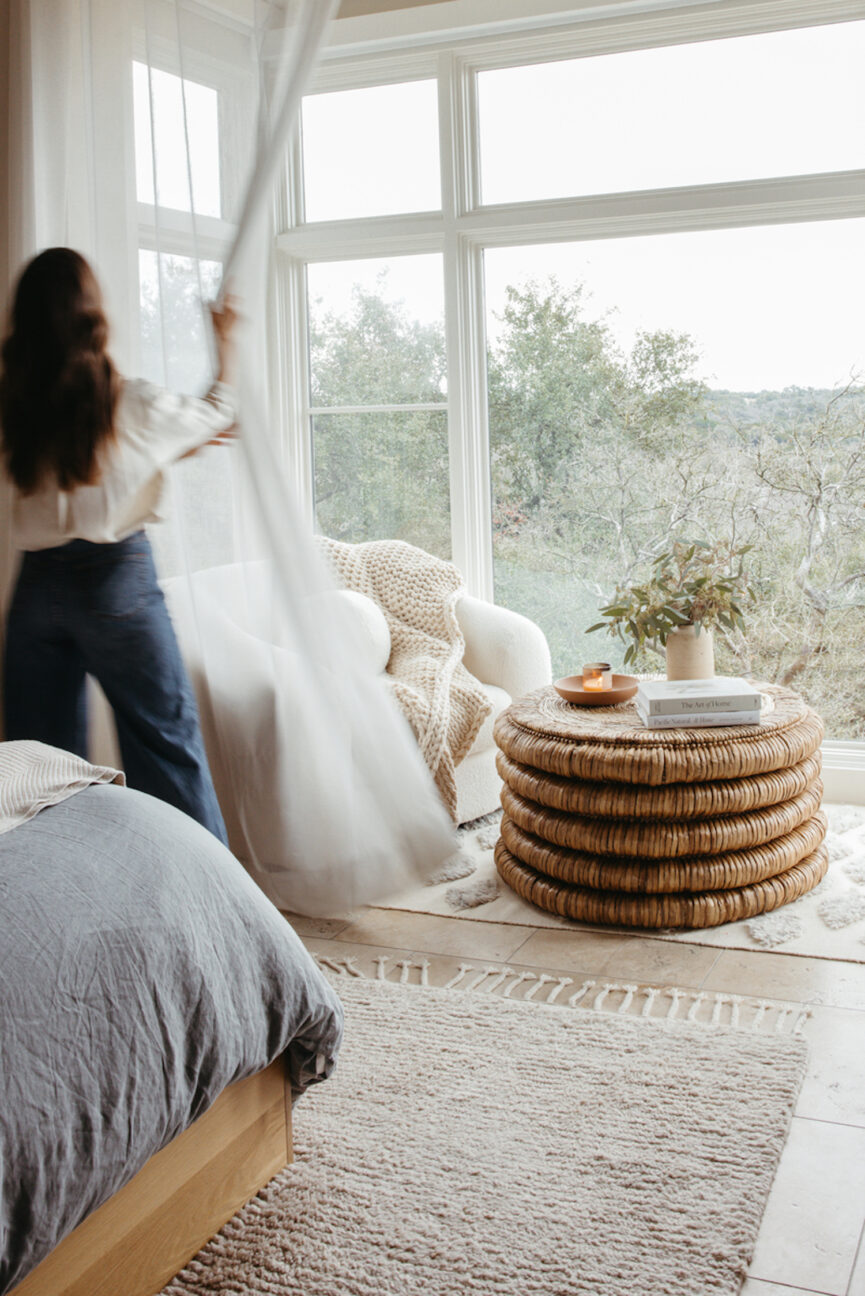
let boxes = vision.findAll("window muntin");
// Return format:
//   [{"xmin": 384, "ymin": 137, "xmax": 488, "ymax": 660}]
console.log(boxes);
[
  {"xmin": 301, "ymin": 79, "xmax": 441, "ymax": 222},
  {"xmin": 478, "ymin": 22, "xmax": 865, "ymax": 205},
  {"xmin": 133, "ymin": 61, "xmax": 221, "ymax": 216}
]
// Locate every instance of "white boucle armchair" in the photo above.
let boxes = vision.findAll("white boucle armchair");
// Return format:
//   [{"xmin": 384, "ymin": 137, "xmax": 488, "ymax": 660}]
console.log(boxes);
[
  {"xmin": 453, "ymin": 594, "xmax": 552, "ymax": 823},
  {"xmin": 310, "ymin": 584, "xmax": 552, "ymax": 823},
  {"xmin": 159, "ymin": 563, "xmax": 552, "ymax": 827}
]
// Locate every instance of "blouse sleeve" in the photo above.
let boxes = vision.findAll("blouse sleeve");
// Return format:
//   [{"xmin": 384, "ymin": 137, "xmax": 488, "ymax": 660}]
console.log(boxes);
[{"xmin": 120, "ymin": 378, "xmax": 237, "ymax": 465}]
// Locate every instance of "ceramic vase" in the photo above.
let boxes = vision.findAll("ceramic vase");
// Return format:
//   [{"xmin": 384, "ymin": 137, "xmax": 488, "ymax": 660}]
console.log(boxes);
[{"xmin": 665, "ymin": 625, "xmax": 715, "ymax": 680}]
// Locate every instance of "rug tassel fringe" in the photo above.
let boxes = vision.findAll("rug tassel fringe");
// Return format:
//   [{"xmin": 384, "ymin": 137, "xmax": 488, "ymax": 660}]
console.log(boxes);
[
  {"xmin": 444, "ymin": 964, "xmax": 473, "ymax": 989},
  {"xmin": 641, "ymin": 987, "xmax": 659, "ymax": 1016},
  {"xmin": 524, "ymin": 974, "xmax": 554, "ymax": 1001},
  {"xmin": 316, "ymin": 957, "xmax": 809, "ymax": 1034},
  {"xmin": 546, "ymin": 977, "xmax": 573, "ymax": 1003},
  {"xmin": 504, "ymin": 971, "xmax": 536, "ymax": 998},
  {"xmin": 619, "ymin": 985, "xmax": 637, "ymax": 1014},
  {"xmin": 687, "ymin": 993, "xmax": 706, "ymax": 1022},
  {"xmin": 568, "ymin": 981, "xmax": 595, "ymax": 1007}
]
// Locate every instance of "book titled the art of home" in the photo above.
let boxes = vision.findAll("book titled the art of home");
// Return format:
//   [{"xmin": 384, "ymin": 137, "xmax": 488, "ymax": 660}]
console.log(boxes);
[{"xmin": 636, "ymin": 676, "xmax": 762, "ymax": 717}]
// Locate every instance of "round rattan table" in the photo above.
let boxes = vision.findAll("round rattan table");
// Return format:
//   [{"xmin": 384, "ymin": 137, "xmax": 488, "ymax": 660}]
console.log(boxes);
[{"xmin": 493, "ymin": 684, "xmax": 828, "ymax": 930}]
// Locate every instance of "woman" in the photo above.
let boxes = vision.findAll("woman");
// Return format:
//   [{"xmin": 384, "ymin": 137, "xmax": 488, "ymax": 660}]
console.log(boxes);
[{"xmin": 1, "ymin": 247, "xmax": 236, "ymax": 843}]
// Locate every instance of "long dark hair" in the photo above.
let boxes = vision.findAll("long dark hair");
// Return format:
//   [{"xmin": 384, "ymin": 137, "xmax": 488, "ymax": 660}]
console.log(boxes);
[{"xmin": 0, "ymin": 248, "xmax": 120, "ymax": 494}]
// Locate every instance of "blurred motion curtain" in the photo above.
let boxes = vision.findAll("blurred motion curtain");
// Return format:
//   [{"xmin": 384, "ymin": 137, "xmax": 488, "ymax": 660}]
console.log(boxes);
[{"xmin": 1, "ymin": 0, "xmax": 455, "ymax": 914}]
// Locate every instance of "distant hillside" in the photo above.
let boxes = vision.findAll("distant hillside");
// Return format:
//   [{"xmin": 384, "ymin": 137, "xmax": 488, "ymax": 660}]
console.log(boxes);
[{"xmin": 703, "ymin": 385, "xmax": 865, "ymax": 429}]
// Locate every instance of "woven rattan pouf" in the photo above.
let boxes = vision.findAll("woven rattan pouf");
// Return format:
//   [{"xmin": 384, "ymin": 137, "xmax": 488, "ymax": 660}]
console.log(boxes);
[{"xmin": 493, "ymin": 684, "xmax": 828, "ymax": 929}]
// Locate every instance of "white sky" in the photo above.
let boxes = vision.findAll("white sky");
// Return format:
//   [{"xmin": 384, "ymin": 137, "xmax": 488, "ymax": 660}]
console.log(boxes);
[{"xmin": 136, "ymin": 18, "xmax": 865, "ymax": 393}]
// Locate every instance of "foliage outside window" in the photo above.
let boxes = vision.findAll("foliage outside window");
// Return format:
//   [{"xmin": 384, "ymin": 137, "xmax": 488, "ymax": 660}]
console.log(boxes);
[
  {"xmin": 309, "ymin": 266, "xmax": 450, "ymax": 558},
  {"xmin": 487, "ymin": 277, "xmax": 865, "ymax": 737}
]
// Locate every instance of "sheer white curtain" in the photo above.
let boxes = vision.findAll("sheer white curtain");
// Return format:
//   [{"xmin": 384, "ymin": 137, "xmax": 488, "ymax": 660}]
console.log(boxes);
[{"xmin": 1, "ymin": 0, "xmax": 456, "ymax": 914}]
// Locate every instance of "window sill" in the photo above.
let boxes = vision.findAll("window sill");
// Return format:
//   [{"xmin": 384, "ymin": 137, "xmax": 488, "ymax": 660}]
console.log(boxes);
[{"xmin": 821, "ymin": 741, "xmax": 865, "ymax": 806}]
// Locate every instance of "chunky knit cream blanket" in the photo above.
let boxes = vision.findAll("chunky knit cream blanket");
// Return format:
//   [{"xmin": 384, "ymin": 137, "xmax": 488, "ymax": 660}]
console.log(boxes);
[{"xmin": 318, "ymin": 538, "xmax": 492, "ymax": 820}]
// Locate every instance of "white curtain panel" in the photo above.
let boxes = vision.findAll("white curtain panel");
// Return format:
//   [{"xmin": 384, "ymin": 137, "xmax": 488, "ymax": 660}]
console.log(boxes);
[{"xmin": 1, "ymin": 0, "xmax": 455, "ymax": 913}]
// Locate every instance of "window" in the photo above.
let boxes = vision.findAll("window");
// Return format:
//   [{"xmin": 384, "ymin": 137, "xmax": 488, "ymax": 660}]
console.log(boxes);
[
  {"xmin": 301, "ymin": 79, "xmax": 441, "ymax": 221},
  {"xmin": 132, "ymin": 58, "xmax": 226, "ymax": 389},
  {"xmin": 138, "ymin": 250, "xmax": 221, "ymax": 391},
  {"xmin": 132, "ymin": 55, "xmax": 237, "ymax": 575},
  {"xmin": 278, "ymin": 3, "xmax": 865, "ymax": 744},
  {"xmin": 478, "ymin": 22, "xmax": 865, "ymax": 204},
  {"xmin": 133, "ymin": 61, "xmax": 221, "ymax": 217},
  {"xmin": 308, "ymin": 255, "xmax": 450, "ymax": 555}
]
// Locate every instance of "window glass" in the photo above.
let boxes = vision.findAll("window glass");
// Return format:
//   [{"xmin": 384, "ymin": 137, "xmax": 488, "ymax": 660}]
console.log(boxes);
[
  {"xmin": 313, "ymin": 412, "xmax": 451, "ymax": 556},
  {"xmin": 308, "ymin": 254, "xmax": 448, "ymax": 555},
  {"xmin": 133, "ymin": 61, "xmax": 221, "ymax": 216},
  {"xmin": 301, "ymin": 80, "xmax": 440, "ymax": 221},
  {"xmin": 479, "ymin": 22, "xmax": 865, "ymax": 204},
  {"xmin": 138, "ymin": 249, "xmax": 221, "ymax": 392},
  {"xmin": 485, "ymin": 220, "xmax": 865, "ymax": 738},
  {"xmin": 308, "ymin": 255, "xmax": 446, "ymax": 405},
  {"xmin": 138, "ymin": 250, "xmax": 232, "ymax": 577}
]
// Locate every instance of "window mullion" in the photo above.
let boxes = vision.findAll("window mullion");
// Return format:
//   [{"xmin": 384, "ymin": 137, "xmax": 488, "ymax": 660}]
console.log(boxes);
[
  {"xmin": 273, "ymin": 127, "xmax": 314, "ymax": 526},
  {"xmin": 440, "ymin": 50, "xmax": 493, "ymax": 600},
  {"xmin": 455, "ymin": 170, "xmax": 865, "ymax": 248},
  {"xmin": 273, "ymin": 253, "xmax": 314, "ymax": 528}
]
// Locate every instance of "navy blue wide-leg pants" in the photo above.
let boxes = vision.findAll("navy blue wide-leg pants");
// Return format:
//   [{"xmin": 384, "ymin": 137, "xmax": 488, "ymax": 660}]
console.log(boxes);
[{"xmin": 3, "ymin": 532, "xmax": 228, "ymax": 845}]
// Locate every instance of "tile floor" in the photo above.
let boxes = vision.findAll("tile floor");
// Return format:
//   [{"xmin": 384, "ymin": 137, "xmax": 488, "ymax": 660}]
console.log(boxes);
[{"xmin": 289, "ymin": 905, "xmax": 865, "ymax": 1296}]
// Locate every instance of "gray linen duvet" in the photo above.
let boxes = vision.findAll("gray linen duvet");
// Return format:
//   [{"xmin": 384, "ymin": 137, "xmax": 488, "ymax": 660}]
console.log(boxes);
[{"xmin": 0, "ymin": 783, "xmax": 343, "ymax": 1293}]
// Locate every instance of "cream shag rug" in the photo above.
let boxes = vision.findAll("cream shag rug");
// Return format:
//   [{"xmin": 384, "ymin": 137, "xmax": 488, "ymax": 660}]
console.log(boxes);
[
  {"xmin": 162, "ymin": 976, "xmax": 806, "ymax": 1296},
  {"xmin": 379, "ymin": 802, "xmax": 865, "ymax": 963}
]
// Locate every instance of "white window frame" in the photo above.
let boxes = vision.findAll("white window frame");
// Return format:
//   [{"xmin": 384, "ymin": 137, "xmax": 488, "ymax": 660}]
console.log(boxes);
[
  {"xmin": 131, "ymin": 19, "xmax": 255, "ymax": 372},
  {"xmin": 278, "ymin": 0, "xmax": 865, "ymax": 601}
]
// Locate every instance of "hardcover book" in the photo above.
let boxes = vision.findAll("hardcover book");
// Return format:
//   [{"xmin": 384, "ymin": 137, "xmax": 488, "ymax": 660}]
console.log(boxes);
[
  {"xmin": 635, "ymin": 701, "xmax": 761, "ymax": 730},
  {"xmin": 636, "ymin": 676, "xmax": 761, "ymax": 716}
]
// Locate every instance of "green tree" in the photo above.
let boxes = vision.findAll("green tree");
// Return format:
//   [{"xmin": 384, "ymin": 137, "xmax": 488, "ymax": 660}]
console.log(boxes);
[
  {"xmin": 310, "ymin": 278, "xmax": 450, "ymax": 555},
  {"xmin": 306, "ymin": 271, "xmax": 865, "ymax": 737},
  {"xmin": 487, "ymin": 279, "xmax": 710, "ymax": 671}
]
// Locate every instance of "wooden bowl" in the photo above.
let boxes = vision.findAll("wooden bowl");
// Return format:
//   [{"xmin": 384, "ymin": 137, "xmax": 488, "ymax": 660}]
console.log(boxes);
[{"xmin": 554, "ymin": 674, "xmax": 639, "ymax": 707}]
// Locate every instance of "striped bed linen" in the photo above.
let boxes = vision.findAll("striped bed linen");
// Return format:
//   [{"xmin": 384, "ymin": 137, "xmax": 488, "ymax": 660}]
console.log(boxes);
[{"xmin": 0, "ymin": 740, "xmax": 123, "ymax": 834}]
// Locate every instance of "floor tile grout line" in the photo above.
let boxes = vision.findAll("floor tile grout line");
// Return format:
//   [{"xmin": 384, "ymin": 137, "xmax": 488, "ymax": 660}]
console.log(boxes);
[
  {"xmin": 696, "ymin": 946, "xmax": 725, "ymax": 990},
  {"xmin": 790, "ymin": 1113, "xmax": 865, "ymax": 1133},
  {"xmin": 748, "ymin": 1278, "xmax": 848, "ymax": 1296},
  {"xmin": 747, "ymin": 1279, "xmax": 847, "ymax": 1296},
  {"xmin": 495, "ymin": 926, "xmax": 542, "ymax": 962},
  {"xmin": 845, "ymin": 1216, "xmax": 865, "ymax": 1296}
]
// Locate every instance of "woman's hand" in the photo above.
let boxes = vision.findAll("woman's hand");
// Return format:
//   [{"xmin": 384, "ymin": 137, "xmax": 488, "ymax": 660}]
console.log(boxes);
[
  {"xmin": 179, "ymin": 426, "xmax": 237, "ymax": 461},
  {"xmin": 209, "ymin": 295, "xmax": 240, "ymax": 386}
]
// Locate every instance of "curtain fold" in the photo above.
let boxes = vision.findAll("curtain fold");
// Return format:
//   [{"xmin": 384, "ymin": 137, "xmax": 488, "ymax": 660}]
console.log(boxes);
[{"xmin": 1, "ymin": 0, "xmax": 457, "ymax": 913}]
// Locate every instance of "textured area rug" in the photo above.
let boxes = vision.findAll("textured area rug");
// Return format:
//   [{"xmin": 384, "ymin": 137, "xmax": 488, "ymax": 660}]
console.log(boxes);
[
  {"xmin": 162, "ymin": 976, "xmax": 807, "ymax": 1296},
  {"xmin": 376, "ymin": 803, "xmax": 865, "ymax": 963}
]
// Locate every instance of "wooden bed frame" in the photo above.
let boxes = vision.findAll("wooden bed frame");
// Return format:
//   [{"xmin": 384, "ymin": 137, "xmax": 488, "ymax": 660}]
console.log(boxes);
[{"xmin": 10, "ymin": 1058, "xmax": 293, "ymax": 1296}]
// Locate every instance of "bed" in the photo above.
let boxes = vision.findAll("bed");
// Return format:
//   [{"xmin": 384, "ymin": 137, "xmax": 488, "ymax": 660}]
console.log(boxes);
[{"xmin": 0, "ymin": 752, "xmax": 343, "ymax": 1296}]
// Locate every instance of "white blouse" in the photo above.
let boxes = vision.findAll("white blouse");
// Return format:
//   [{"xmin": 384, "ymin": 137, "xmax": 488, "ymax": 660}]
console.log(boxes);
[{"xmin": 12, "ymin": 378, "xmax": 236, "ymax": 551}]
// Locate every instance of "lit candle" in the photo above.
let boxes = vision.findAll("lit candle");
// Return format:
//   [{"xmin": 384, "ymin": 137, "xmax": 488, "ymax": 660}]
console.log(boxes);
[{"xmin": 583, "ymin": 662, "xmax": 613, "ymax": 691}]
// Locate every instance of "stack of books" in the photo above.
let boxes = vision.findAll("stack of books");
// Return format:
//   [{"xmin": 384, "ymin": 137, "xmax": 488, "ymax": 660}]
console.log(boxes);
[{"xmin": 635, "ymin": 677, "xmax": 762, "ymax": 730}]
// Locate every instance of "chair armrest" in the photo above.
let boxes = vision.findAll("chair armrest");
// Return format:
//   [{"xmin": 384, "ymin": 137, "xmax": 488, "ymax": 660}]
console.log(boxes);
[{"xmin": 455, "ymin": 594, "xmax": 552, "ymax": 701}]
